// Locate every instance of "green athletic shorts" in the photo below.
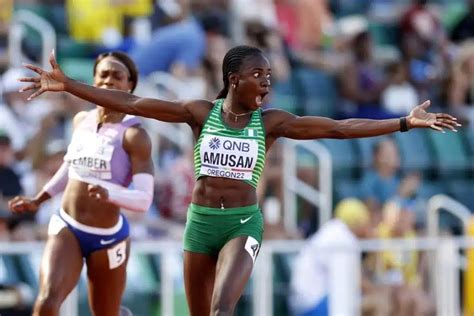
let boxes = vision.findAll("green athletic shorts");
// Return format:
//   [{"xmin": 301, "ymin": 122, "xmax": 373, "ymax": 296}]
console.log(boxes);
[{"xmin": 183, "ymin": 203, "xmax": 264, "ymax": 257}]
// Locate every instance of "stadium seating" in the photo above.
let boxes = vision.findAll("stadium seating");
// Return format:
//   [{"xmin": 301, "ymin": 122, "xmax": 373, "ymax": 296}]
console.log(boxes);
[
  {"xmin": 394, "ymin": 129, "xmax": 434, "ymax": 175},
  {"xmin": 331, "ymin": 0, "xmax": 370, "ymax": 17},
  {"xmin": 333, "ymin": 178, "xmax": 361, "ymax": 204},
  {"xmin": 319, "ymin": 139, "xmax": 358, "ymax": 179},
  {"xmin": 60, "ymin": 58, "xmax": 95, "ymax": 85},
  {"xmin": 460, "ymin": 128, "xmax": 474, "ymax": 157},
  {"xmin": 0, "ymin": 256, "xmax": 21, "ymax": 285},
  {"xmin": 354, "ymin": 135, "xmax": 390, "ymax": 170},
  {"xmin": 417, "ymin": 180, "xmax": 447, "ymax": 200},
  {"xmin": 427, "ymin": 130, "xmax": 471, "ymax": 179},
  {"xmin": 271, "ymin": 75, "xmax": 300, "ymax": 114},
  {"xmin": 447, "ymin": 179, "xmax": 474, "ymax": 211},
  {"xmin": 292, "ymin": 68, "xmax": 337, "ymax": 117},
  {"xmin": 13, "ymin": 255, "xmax": 38, "ymax": 291},
  {"xmin": 368, "ymin": 22, "xmax": 399, "ymax": 47}
]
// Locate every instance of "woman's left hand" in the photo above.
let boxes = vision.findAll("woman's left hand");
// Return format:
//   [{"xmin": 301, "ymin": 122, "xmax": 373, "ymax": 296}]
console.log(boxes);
[
  {"xmin": 407, "ymin": 100, "xmax": 460, "ymax": 132},
  {"xmin": 88, "ymin": 184, "xmax": 109, "ymax": 201}
]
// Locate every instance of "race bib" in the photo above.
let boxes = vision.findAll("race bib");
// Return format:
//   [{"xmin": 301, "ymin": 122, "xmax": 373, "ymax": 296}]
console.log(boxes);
[
  {"xmin": 66, "ymin": 130, "xmax": 114, "ymax": 180},
  {"xmin": 199, "ymin": 135, "xmax": 258, "ymax": 180},
  {"xmin": 244, "ymin": 236, "xmax": 260, "ymax": 263},
  {"xmin": 107, "ymin": 240, "xmax": 127, "ymax": 269}
]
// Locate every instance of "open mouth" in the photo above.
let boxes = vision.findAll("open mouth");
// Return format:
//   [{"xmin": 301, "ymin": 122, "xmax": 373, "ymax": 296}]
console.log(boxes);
[{"xmin": 256, "ymin": 92, "xmax": 268, "ymax": 106}]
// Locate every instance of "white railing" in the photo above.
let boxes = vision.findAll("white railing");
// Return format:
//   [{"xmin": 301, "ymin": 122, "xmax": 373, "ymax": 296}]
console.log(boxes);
[
  {"xmin": 283, "ymin": 140, "xmax": 332, "ymax": 234},
  {"xmin": 427, "ymin": 194, "xmax": 473, "ymax": 238},
  {"xmin": 426, "ymin": 194, "xmax": 472, "ymax": 315},
  {"xmin": 8, "ymin": 10, "xmax": 56, "ymax": 69},
  {"xmin": 3, "ymin": 236, "xmax": 473, "ymax": 315}
]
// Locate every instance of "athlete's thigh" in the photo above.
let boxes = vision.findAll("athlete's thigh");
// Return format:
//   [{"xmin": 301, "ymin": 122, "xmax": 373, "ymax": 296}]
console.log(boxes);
[
  {"xmin": 85, "ymin": 238, "xmax": 130, "ymax": 316},
  {"xmin": 183, "ymin": 250, "xmax": 217, "ymax": 316},
  {"xmin": 37, "ymin": 228, "xmax": 83, "ymax": 302},
  {"xmin": 211, "ymin": 236, "xmax": 257, "ymax": 309}
]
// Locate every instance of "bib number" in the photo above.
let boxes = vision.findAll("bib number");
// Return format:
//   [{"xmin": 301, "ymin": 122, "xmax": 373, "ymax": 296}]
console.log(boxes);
[{"xmin": 107, "ymin": 240, "xmax": 127, "ymax": 269}]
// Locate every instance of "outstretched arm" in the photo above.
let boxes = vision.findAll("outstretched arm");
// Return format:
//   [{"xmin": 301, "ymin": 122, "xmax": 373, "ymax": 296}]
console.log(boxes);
[
  {"xmin": 19, "ymin": 51, "xmax": 195, "ymax": 124},
  {"xmin": 65, "ymin": 81, "xmax": 194, "ymax": 123},
  {"xmin": 266, "ymin": 101, "xmax": 460, "ymax": 140}
]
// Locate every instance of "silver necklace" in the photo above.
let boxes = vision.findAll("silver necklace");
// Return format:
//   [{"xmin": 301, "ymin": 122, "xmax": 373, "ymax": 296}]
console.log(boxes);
[{"xmin": 223, "ymin": 103, "xmax": 253, "ymax": 122}]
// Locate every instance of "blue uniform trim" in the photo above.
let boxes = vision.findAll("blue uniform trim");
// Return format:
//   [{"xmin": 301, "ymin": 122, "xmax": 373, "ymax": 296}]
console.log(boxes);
[
  {"xmin": 297, "ymin": 296, "xmax": 329, "ymax": 316},
  {"xmin": 54, "ymin": 209, "xmax": 129, "ymax": 257}
]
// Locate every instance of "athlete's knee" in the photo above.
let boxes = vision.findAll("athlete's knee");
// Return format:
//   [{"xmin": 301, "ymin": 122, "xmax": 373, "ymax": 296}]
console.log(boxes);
[
  {"xmin": 210, "ymin": 295, "xmax": 236, "ymax": 316},
  {"xmin": 211, "ymin": 306, "xmax": 234, "ymax": 316},
  {"xmin": 33, "ymin": 294, "xmax": 62, "ymax": 316}
]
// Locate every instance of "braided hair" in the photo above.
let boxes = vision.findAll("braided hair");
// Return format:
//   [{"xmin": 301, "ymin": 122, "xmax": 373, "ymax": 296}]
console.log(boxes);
[
  {"xmin": 93, "ymin": 51, "xmax": 139, "ymax": 93},
  {"xmin": 216, "ymin": 45, "xmax": 264, "ymax": 99}
]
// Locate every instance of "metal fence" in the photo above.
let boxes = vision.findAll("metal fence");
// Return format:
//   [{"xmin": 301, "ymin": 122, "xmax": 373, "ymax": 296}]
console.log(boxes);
[{"xmin": 1, "ymin": 235, "xmax": 474, "ymax": 316}]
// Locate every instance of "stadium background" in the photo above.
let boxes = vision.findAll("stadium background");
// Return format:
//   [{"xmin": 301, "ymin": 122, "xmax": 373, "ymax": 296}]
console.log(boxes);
[{"xmin": 0, "ymin": 0, "xmax": 473, "ymax": 315}]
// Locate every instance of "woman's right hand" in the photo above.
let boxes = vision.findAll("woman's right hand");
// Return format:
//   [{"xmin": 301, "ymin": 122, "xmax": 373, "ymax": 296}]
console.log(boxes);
[
  {"xmin": 8, "ymin": 196, "xmax": 40, "ymax": 213},
  {"xmin": 19, "ymin": 50, "xmax": 67, "ymax": 100}
]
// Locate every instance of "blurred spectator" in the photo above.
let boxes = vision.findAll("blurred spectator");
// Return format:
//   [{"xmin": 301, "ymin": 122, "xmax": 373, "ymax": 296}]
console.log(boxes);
[
  {"xmin": 258, "ymin": 141, "xmax": 300, "ymax": 240},
  {"xmin": 257, "ymin": 141, "xmax": 283, "ymax": 209},
  {"xmin": 274, "ymin": 0, "xmax": 333, "ymax": 51},
  {"xmin": 191, "ymin": 0, "xmax": 229, "ymax": 15},
  {"xmin": 67, "ymin": 0, "xmax": 123, "ymax": 45},
  {"xmin": 381, "ymin": 61, "xmax": 419, "ymax": 116},
  {"xmin": 0, "ymin": 133, "xmax": 35, "ymax": 241},
  {"xmin": 360, "ymin": 138, "xmax": 422, "ymax": 224},
  {"xmin": 400, "ymin": 32, "xmax": 442, "ymax": 103},
  {"xmin": 294, "ymin": 0, "xmax": 332, "ymax": 51},
  {"xmin": 339, "ymin": 31, "xmax": 391, "ymax": 119},
  {"xmin": 273, "ymin": 0, "xmax": 298, "ymax": 48},
  {"xmin": 0, "ymin": 220, "xmax": 34, "ymax": 315},
  {"xmin": 399, "ymin": 0, "xmax": 450, "ymax": 105},
  {"xmin": 0, "ymin": 133, "xmax": 22, "ymax": 215},
  {"xmin": 399, "ymin": 0, "xmax": 443, "ymax": 48},
  {"xmin": 131, "ymin": 0, "xmax": 206, "ymax": 78},
  {"xmin": 243, "ymin": 20, "xmax": 290, "ymax": 83},
  {"xmin": 446, "ymin": 40, "xmax": 474, "ymax": 130},
  {"xmin": 373, "ymin": 201, "xmax": 435, "ymax": 316},
  {"xmin": 0, "ymin": 0, "xmax": 12, "ymax": 73},
  {"xmin": 0, "ymin": 68, "xmax": 30, "ymax": 154},
  {"xmin": 451, "ymin": 0, "xmax": 474, "ymax": 43},
  {"xmin": 0, "ymin": 281, "xmax": 33, "ymax": 316},
  {"xmin": 289, "ymin": 198, "xmax": 389, "ymax": 316},
  {"xmin": 199, "ymin": 10, "xmax": 231, "ymax": 100},
  {"xmin": 156, "ymin": 146, "xmax": 194, "ymax": 224},
  {"xmin": 22, "ymin": 139, "xmax": 67, "ymax": 239},
  {"xmin": 120, "ymin": 0, "xmax": 153, "ymax": 17},
  {"xmin": 0, "ymin": 68, "xmax": 57, "ymax": 159},
  {"xmin": 376, "ymin": 201, "xmax": 419, "ymax": 287},
  {"xmin": 0, "ymin": 209, "xmax": 10, "ymax": 241},
  {"xmin": 230, "ymin": 0, "xmax": 278, "ymax": 45},
  {"xmin": 230, "ymin": 4, "xmax": 292, "ymax": 102},
  {"xmin": 67, "ymin": 0, "xmax": 153, "ymax": 48}
]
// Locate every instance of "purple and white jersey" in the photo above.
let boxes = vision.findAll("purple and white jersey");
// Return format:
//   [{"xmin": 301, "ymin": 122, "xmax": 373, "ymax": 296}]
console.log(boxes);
[{"xmin": 65, "ymin": 109, "xmax": 141, "ymax": 187}]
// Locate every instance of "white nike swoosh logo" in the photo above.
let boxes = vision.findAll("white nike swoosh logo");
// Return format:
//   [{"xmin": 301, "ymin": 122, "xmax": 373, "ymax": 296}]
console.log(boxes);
[
  {"xmin": 100, "ymin": 238, "xmax": 116, "ymax": 245},
  {"xmin": 240, "ymin": 216, "xmax": 253, "ymax": 224}
]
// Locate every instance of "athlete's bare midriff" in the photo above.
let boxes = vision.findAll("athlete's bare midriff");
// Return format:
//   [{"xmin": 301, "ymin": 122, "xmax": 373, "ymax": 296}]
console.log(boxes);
[
  {"xmin": 61, "ymin": 179, "xmax": 121, "ymax": 228},
  {"xmin": 192, "ymin": 176, "xmax": 257, "ymax": 208}
]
